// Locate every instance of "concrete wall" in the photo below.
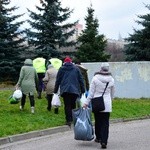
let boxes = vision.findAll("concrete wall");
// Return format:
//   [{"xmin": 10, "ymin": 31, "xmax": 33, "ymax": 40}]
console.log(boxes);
[{"xmin": 82, "ymin": 61, "xmax": 150, "ymax": 98}]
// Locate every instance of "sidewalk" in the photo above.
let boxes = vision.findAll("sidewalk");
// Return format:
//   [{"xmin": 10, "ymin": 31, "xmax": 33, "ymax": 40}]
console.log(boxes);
[{"xmin": 0, "ymin": 116, "xmax": 150, "ymax": 146}]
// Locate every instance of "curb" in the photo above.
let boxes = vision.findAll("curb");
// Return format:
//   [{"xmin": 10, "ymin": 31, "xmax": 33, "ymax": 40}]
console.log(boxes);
[
  {"xmin": 110, "ymin": 115, "xmax": 150, "ymax": 123},
  {"xmin": 0, "ymin": 125, "xmax": 70, "ymax": 146},
  {"xmin": 0, "ymin": 116, "xmax": 150, "ymax": 146}
]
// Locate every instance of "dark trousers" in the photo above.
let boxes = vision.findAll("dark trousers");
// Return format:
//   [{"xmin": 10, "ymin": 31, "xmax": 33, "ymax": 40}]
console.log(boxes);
[
  {"xmin": 62, "ymin": 93, "xmax": 78, "ymax": 123},
  {"xmin": 21, "ymin": 93, "xmax": 35, "ymax": 107},
  {"xmin": 47, "ymin": 94, "xmax": 53, "ymax": 110},
  {"xmin": 47, "ymin": 94, "xmax": 59, "ymax": 113},
  {"xmin": 37, "ymin": 73, "xmax": 45, "ymax": 92},
  {"xmin": 94, "ymin": 112, "xmax": 110, "ymax": 145}
]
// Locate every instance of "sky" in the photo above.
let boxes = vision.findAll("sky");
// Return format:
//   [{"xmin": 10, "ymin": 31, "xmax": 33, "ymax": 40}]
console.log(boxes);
[{"xmin": 10, "ymin": 0, "xmax": 150, "ymax": 40}]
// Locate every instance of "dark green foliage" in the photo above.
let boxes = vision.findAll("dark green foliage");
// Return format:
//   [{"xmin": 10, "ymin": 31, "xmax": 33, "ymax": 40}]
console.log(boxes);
[
  {"xmin": 124, "ymin": 4, "xmax": 150, "ymax": 61},
  {"xmin": 76, "ymin": 6, "xmax": 110, "ymax": 62},
  {"xmin": 26, "ymin": 0, "xmax": 77, "ymax": 59},
  {"xmin": 0, "ymin": 0, "xmax": 26, "ymax": 82}
]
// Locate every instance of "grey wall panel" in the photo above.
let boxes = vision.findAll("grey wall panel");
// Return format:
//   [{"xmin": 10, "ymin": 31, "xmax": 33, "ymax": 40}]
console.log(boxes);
[{"xmin": 82, "ymin": 62, "xmax": 150, "ymax": 98}]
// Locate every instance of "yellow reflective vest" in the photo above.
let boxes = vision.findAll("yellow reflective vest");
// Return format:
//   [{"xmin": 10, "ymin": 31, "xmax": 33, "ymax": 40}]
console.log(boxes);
[{"xmin": 33, "ymin": 57, "xmax": 46, "ymax": 73}]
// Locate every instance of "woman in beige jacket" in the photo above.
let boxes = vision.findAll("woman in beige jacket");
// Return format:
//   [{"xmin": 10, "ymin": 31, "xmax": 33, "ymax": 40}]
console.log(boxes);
[{"xmin": 43, "ymin": 64, "xmax": 58, "ymax": 114}]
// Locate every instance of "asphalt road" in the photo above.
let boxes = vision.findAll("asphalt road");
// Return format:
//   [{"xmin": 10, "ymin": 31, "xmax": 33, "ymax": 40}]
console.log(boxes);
[{"xmin": 0, "ymin": 119, "xmax": 150, "ymax": 150}]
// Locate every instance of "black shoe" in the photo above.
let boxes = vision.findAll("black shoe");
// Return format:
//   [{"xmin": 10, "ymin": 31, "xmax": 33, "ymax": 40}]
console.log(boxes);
[
  {"xmin": 37, "ymin": 96, "xmax": 42, "ymax": 99},
  {"xmin": 66, "ymin": 122, "xmax": 71, "ymax": 128},
  {"xmin": 54, "ymin": 108, "xmax": 58, "ymax": 114},
  {"xmin": 94, "ymin": 138, "xmax": 101, "ymax": 143},
  {"xmin": 101, "ymin": 143, "xmax": 107, "ymax": 149},
  {"xmin": 47, "ymin": 107, "xmax": 51, "ymax": 111}
]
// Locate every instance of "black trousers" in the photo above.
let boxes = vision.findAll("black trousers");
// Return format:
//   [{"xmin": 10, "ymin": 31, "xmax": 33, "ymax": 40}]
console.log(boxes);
[
  {"xmin": 21, "ymin": 93, "xmax": 35, "ymax": 107},
  {"xmin": 62, "ymin": 93, "xmax": 78, "ymax": 123},
  {"xmin": 94, "ymin": 112, "xmax": 110, "ymax": 145},
  {"xmin": 37, "ymin": 73, "xmax": 45, "ymax": 92},
  {"xmin": 47, "ymin": 94, "xmax": 59, "ymax": 113},
  {"xmin": 46, "ymin": 94, "xmax": 53, "ymax": 110}
]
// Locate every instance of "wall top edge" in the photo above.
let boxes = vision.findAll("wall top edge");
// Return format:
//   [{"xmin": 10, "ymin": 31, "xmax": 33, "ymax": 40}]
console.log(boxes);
[{"xmin": 82, "ymin": 61, "xmax": 150, "ymax": 65}]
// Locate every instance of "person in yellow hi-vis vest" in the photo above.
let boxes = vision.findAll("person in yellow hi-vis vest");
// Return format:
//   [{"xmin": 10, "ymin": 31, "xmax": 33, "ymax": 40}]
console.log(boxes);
[{"xmin": 33, "ymin": 57, "xmax": 46, "ymax": 99}]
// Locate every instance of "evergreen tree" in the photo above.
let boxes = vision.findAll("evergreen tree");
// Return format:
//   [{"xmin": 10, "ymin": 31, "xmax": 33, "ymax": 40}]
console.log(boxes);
[
  {"xmin": 0, "ymin": 0, "xmax": 26, "ymax": 82},
  {"xmin": 125, "ymin": 4, "xmax": 150, "ymax": 61},
  {"xmin": 26, "ymin": 0, "xmax": 77, "ymax": 59},
  {"xmin": 76, "ymin": 5, "xmax": 109, "ymax": 62}
]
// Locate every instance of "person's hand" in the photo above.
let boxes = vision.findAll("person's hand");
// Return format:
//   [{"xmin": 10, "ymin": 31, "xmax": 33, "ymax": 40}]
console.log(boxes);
[
  {"xmin": 82, "ymin": 103, "xmax": 88, "ymax": 108},
  {"xmin": 53, "ymin": 93, "xmax": 59, "ymax": 96},
  {"xmin": 15, "ymin": 84, "xmax": 19, "ymax": 90}
]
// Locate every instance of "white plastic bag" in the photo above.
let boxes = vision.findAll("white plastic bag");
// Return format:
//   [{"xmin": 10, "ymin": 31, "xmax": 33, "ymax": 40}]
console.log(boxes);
[
  {"xmin": 80, "ymin": 94, "xmax": 87, "ymax": 107},
  {"xmin": 13, "ymin": 89, "xmax": 22, "ymax": 99},
  {"xmin": 51, "ymin": 94, "xmax": 61, "ymax": 107}
]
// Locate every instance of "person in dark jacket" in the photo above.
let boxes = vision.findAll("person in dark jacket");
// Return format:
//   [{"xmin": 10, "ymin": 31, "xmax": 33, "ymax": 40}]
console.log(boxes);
[
  {"xmin": 74, "ymin": 59, "xmax": 90, "ymax": 107},
  {"xmin": 54, "ymin": 56, "xmax": 85, "ymax": 127},
  {"xmin": 74, "ymin": 59, "xmax": 89, "ymax": 93}
]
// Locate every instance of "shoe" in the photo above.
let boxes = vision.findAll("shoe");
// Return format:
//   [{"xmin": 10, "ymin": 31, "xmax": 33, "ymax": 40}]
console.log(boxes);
[
  {"xmin": 66, "ymin": 122, "xmax": 71, "ymax": 128},
  {"xmin": 94, "ymin": 138, "xmax": 101, "ymax": 143},
  {"xmin": 20, "ymin": 106, "xmax": 23, "ymax": 111},
  {"xmin": 31, "ymin": 107, "xmax": 34, "ymax": 114},
  {"xmin": 47, "ymin": 107, "xmax": 51, "ymax": 111},
  {"xmin": 54, "ymin": 108, "xmax": 58, "ymax": 114},
  {"xmin": 37, "ymin": 96, "xmax": 42, "ymax": 99},
  {"xmin": 37, "ymin": 92, "xmax": 42, "ymax": 99},
  {"xmin": 101, "ymin": 143, "xmax": 107, "ymax": 149}
]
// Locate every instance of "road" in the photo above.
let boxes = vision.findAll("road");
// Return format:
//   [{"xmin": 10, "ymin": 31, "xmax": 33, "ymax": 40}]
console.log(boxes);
[{"xmin": 0, "ymin": 119, "xmax": 150, "ymax": 150}]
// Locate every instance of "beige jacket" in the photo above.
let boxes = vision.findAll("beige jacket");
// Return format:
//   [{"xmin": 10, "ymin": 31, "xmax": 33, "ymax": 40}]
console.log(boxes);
[{"xmin": 43, "ymin": 66, "xmax": 58, "ymax": 94}]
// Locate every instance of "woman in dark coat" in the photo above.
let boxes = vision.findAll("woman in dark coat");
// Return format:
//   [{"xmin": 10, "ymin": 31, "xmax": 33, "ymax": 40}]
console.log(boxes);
[{"xmin": 54, "ymin": 57, "xmax": 85, "ymax": 126}]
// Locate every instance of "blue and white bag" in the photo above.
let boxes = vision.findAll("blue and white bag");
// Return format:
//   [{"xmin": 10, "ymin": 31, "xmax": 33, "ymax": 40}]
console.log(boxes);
[{"xmin": 72, "ymin": 108, "xmax": 94, "ymax": 141}]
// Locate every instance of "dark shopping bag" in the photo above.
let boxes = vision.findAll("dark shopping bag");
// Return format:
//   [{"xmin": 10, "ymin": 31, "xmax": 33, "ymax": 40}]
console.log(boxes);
[
  {"xmin": 91, "ymin": 82, "xmax": 109, "ymax": 113},
  {"xmin": 72, "ymin": 108, "xmax": 94, "ymax": 141},
  {"xmin": 91, "ymin": 96, "xmax": 105, "ymax": 112}
]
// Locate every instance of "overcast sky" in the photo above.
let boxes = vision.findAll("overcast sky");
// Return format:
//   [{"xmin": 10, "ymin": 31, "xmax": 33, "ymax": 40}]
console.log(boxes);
[{"xmin": 10, "ymin": 0, "xmax": 150, "ymax": 40}]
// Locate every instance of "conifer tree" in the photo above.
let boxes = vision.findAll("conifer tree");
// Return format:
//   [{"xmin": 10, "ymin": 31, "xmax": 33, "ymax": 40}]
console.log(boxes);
[
  {"xmin": 0, "ymin": 0, "xmax": 26, "ymax": 82},
  {"xmin": 26, "ymin": 0, "xmax": 77, "ymax": 58},
  {"xmin": 125, "ymin": 4, "xmax": 150, "ymax": 61},
  {"xmin": 76, "ymin": 5, "xmax": 109, "ymax": 62}
]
